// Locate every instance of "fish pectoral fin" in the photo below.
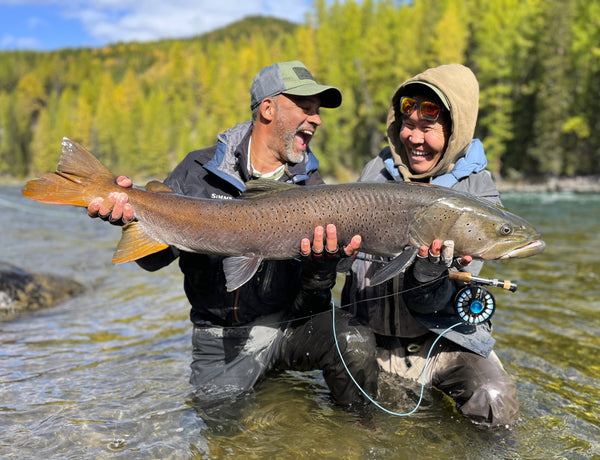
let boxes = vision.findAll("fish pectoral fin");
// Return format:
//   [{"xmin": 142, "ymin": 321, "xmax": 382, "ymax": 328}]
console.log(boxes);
[
  {"xmin": 370, "ymin": 246, "xmax": 419, "ymax": 287},
  {"xmin": 112, "ymin": 222, "xmax": 170, "ymax": 264},
  {"xmin": 222, "ymin": 256, "xmax": 264, "ymax": 292}
]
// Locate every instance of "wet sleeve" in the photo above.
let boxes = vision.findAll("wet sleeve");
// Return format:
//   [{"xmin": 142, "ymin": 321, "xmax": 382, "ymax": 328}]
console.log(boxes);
[
  {"xmin": 288, "ymin": 255, "xmax": 337, "ymax": 316},
  {"xmin": 402, "ymin": 265, "xmax": 455, "ymax": 314},
  {"xmin": 135, "ymin": 246, "xmax": 179, "ymax": 272}
]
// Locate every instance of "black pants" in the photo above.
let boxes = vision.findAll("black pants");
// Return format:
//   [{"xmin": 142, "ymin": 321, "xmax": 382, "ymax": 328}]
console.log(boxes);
[
  {"xmin": 280, "ymin": 310, "xmax": 378, "ymax": 407},
  {"xmin": 190, "ymin": 309, "xmax": 378, "ymax": 408}
]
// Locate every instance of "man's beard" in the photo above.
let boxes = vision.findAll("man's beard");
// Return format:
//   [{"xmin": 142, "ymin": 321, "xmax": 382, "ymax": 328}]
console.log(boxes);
[{"xmin": 282, "ymin": 129, "xmax": 307, "ymax": 164}]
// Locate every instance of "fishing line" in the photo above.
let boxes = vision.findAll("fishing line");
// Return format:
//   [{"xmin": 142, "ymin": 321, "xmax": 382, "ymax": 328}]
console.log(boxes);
[
  {"xmin": 332, "ymin": 301, "xmax": 462, "ymax": 416},
  {"xmin": 214, "ymin": 275, "xmax": 447, "ymax": 331}
]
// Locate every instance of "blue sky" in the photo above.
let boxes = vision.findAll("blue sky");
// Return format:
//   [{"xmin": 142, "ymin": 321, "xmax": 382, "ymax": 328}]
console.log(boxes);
[{"xmin": 0, "ymin": 0, "xmax": 315, "ymax": 51}]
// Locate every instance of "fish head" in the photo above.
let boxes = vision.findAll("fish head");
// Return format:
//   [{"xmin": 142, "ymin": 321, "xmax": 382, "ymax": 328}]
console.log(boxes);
[{"xmin": 408, "ymin": 195, "xmax": 546, "ymax": 260}]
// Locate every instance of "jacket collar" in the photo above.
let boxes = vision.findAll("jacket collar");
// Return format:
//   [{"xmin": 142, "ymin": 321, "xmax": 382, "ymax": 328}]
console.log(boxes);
[
  {"xmin": 384, "ymin": 138, "xmax": 487, "ymax": 187},
  {"xmin": 204, "ymin": 121, "xmax": 319, "ymax": 192}
]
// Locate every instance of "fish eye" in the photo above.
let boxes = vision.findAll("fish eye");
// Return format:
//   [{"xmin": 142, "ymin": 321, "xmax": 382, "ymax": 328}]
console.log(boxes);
[{"xmin": 499, "ymin": 224, "xmax": 513, "ymax": 236}]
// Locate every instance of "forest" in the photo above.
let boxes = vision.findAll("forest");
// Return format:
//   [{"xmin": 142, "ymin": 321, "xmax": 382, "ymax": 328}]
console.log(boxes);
[{"xmin": 0, "ymin": 0, "xmax": 598, "ymax": 184}]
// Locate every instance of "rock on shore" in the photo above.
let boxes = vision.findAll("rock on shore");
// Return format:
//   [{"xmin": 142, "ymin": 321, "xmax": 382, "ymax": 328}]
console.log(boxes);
[{"xmin": 0, "ymin": 261, "xmax": 85, "ymax": 319}]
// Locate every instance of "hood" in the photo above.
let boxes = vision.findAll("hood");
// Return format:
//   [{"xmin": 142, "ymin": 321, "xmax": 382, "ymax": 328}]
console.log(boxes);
[{"xmin": 386, "ymin": 64, "xmax": 479, "ymax": 181}]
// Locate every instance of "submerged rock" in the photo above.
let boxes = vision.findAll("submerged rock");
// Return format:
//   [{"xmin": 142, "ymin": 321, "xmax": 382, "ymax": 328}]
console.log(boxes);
[{"xmin": 0, "ymin": 261, "xmax": 84, "ymax": 319}]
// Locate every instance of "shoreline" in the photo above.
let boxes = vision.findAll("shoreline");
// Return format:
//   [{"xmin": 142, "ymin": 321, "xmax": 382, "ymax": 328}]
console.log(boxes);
[{"xmin": 495, "ymin": 175, "xmax": 600, "ymax": 193}]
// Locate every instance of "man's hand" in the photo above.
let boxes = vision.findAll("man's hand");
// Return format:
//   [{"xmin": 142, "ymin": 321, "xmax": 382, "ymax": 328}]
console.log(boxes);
[
  {"xmin": 412, "ymin": 239, "xmax": 472, "ymax": 283},
  {"xmin": 296, "ymin": 224, "xmax": 361, "ymax": 292},
  {"xmin": 300, "ymin": 224, "xmax": 361, "ymax": 259},
  {"xmin": 87, "ymin": 176, "xmax": 135, "ymax": 225}
]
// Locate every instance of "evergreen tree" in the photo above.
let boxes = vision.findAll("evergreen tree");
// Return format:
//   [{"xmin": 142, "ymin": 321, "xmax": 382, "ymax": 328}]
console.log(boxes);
[
  {"xmin": 470, "ymin": 0, "xmax": 539, "ymax": 180},
  {"xmin": 526, "ymin": 0, "xmax": 575, "ymax": 177},
  {"xmin": 1, "ymin": 7, "xmax": 599, "ymax": 181},
  {"xmin": 30, "ymin": 91, "xmax": 58, "ymax": 174}
]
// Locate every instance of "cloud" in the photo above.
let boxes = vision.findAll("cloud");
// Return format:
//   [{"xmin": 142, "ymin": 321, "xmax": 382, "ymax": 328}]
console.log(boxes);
[
  {"xmin": 0, "ymin": 0, "xmax": 315, "ymax": 50},
  {"xmin": 1, "ymin": 34, "xmax": 39, "ymax": 49},
  {"xmin": 64, "ymin": 0, "xmax": 313, "ymax": 44},
  {"xmin": 26, "ymin": 16, "xmax": 45, "ymax": 29}
]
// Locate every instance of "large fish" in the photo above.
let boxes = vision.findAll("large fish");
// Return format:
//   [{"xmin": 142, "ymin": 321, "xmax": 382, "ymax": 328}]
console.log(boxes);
[{"xmin": 22, "ymin": 138, "xmax": 545, "ymax": 291}]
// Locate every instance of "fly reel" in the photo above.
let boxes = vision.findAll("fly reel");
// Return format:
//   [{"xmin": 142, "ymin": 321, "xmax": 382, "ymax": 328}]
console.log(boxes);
[
  {"xmin": 454, "ymin": 285, "xmax": 495, "ymax": 325},
  {"xmin": 449, "ymin": 271, "xmax": 518, "ymax": 326}
]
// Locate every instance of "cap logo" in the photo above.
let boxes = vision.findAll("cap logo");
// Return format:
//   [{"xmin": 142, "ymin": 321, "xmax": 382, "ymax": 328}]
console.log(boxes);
[{"xmin": 292, "ymin": 66, "xmax": 315, "ymax": 82}]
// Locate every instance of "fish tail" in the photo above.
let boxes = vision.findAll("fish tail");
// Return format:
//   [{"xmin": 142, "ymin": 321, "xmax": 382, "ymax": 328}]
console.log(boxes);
[{"xmin": 22, "ymin": 138, "xmax": 116, "ymax": 207}]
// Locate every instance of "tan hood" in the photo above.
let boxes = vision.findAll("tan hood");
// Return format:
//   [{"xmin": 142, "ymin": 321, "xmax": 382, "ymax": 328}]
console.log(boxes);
[{"xmin": 387, "ymin": 64, "xmax": 479, "ymax": 181}]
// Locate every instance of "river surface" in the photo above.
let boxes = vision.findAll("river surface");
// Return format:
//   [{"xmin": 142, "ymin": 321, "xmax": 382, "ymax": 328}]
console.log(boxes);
[{"xmin": 0, "ymin": 185, "xmax": 598, "ymax": 459}]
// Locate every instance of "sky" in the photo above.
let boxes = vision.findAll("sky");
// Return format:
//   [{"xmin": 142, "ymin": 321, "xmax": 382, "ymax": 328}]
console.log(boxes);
[{"xmin": 0, "ymin": 0, "xmax": 315, "ymax": 52}]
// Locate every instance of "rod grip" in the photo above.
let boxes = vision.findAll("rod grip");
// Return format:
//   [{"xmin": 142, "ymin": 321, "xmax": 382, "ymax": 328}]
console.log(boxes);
[
  {"xmin": 448, "ymin": 271, "xmax": 472, "ymax": 283},
  {"xmin": 449, "ymin": 270, "xmax": 518, "ymax": 292}
]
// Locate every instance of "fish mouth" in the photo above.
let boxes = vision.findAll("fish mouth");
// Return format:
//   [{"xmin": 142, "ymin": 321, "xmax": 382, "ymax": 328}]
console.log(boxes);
[{"xmin": 499, "ymin": 239, "xmax": 546, "ymax": 259}]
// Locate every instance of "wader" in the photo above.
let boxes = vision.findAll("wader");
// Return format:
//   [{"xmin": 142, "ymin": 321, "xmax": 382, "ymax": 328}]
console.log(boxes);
[
  {"xmin": 190, "ymin": 309, "xmax": 378, "ymax": 408},
  {"xmin": 376, "ymin": 333, "xmax": 519, "ymax": 426}
]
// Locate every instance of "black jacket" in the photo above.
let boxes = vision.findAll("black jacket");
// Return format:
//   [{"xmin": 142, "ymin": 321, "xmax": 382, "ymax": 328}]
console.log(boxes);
[{"xmin": 137, "ymin": 121, "xmax": 328, "ymax": 327}]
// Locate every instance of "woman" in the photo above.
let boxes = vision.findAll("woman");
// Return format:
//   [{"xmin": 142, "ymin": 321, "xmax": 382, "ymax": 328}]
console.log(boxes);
[{"xmin": 342, "ymin": 64, "xmax": 519, "ymax": 427}]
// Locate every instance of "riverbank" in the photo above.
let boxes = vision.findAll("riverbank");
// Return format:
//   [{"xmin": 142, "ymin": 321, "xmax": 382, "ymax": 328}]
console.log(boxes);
[{"xmin": 496, "ymin": 175, "xmax": 600, "ymax": 193}]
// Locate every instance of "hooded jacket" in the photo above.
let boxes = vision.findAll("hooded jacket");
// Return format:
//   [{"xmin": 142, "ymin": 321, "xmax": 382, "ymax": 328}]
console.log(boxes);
[
  {"xmin": 342, "ymin": 64, "xmax": 501, "ymax": 357},
  {"xmin": 387, "ymin": 63, "xmax": 481, "ymax": 183}
]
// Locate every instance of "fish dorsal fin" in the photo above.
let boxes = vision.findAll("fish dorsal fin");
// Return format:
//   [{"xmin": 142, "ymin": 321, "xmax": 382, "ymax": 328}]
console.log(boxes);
[
  {"xmin": 222, "ymin": 256, "xmax": 264, "ymax": 291},
  {"xmin": 112, "ymin": 222, "xmax": 169, "ymax": 264},
  {"xmin": 242, "ymin": 179, "xmax": 296, "ymax": 199},
  {"xmin": 145, "ymin": 180, "xmax": 174, "ymax": 193},
  {"xmin": 370, "ymin": 246, "xmax": 419, "ymax": 287}
]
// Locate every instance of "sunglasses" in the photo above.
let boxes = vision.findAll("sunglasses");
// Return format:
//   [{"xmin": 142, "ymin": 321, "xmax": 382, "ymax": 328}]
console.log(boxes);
[{"xmin": 399, "ymin": 96, "xmax": 442, "ymax": 121}]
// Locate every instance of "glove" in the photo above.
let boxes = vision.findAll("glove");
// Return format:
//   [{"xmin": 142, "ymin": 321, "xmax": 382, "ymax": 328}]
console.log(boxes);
[
  {"xmin": 412, "ymin": 240, "xmax": 454, "ymax": 283},
  {"xmin": 298, "ymin": 248, "xmax": 342, "ymax": 292},
  {"xmin": 289, "ymin": 248, "xmax": 343, "ymax": 317}
]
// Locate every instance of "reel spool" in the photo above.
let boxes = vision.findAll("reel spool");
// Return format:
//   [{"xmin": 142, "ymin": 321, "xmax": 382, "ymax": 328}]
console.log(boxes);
[
  {"xmin": 449, "ymin": 271, "xmax": 517, "ymax": 325},
  {"xmin": 454, "ymin": 285, "xmax": 495, "ymax": 325}
]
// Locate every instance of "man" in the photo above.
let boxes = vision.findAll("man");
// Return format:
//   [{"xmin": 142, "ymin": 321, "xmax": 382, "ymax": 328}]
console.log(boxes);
[
  {"xmin": 88, "ymin": 61, "xmax": 377, "ymax": 409},
  {"xmin": 342, "ymin": 64, "xmax": 520, "ymax": 427}
]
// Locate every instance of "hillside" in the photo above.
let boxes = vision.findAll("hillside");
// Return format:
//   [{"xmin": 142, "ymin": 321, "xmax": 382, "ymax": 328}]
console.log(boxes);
[{"xmin": 0, "ymin": 0, "xmax": 598, "ymax": 183}]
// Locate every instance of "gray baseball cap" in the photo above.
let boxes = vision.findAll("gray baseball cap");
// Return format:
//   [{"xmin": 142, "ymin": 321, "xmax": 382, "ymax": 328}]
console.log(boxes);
[{"xmin": 250, "ymin": 61, "xmax": 342, "ymax": 110}]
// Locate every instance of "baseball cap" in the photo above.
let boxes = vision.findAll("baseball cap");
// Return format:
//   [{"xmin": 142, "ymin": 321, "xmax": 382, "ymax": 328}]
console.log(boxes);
[
  {"xmin": 402, "ymin": 81, "xmax": 450, "ymax": 110},
  {"xmin": 250, "ymin": 61, "xmax": 342, "ymax": 110}
]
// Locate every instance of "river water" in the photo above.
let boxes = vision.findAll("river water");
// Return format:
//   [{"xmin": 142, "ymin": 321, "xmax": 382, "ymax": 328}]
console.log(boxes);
[{"xmin": 0, "ymin": 185, "xmax": 598, "ymax": 459}]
